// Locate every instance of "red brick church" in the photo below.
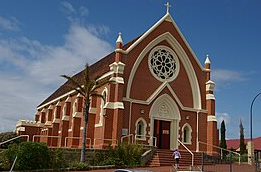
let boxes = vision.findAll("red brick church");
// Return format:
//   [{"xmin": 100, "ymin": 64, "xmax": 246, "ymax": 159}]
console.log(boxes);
[{"xmin": 16, "ymin": 3, "xmax": 218, "ymax": 154}]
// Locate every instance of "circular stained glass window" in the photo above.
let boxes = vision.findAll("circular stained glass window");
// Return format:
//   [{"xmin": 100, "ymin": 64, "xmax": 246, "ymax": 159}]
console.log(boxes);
[{"xmin": 149, "ymin": 46, "xmax": 179, "ymax": 82}]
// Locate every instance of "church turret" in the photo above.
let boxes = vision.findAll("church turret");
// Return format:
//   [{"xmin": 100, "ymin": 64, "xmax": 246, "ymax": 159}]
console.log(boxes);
[
  {"xmin": 102, "ymin": 33, "xmax": 125, "ymax": 145},
  {"xmin": 205, "ymin": 54, "xmax": 211, "ymax": 81},
  {"xmin": 205, "ymin": 55, "xmax": 219, "ymax": 154},
  {"xmin": 115, "ymin": 32, "xmax": 123, "ymax": 62}
]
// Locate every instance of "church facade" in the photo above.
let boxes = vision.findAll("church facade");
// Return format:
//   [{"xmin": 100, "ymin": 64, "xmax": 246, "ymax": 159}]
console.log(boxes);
[{"xmin": 16, "ymin": 7, "xmax": 218, "ymax": 154}]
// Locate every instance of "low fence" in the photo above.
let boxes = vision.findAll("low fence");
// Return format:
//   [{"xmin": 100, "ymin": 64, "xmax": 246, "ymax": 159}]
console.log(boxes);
[
  {"xmin": 27, "ymin": 134, "xmax": 157, "ymax": 149},
  {"xmin": 201, "ymin": 152, "xmax": 259, "ymax": 172},
  {"xmin": 198, "ymin": 140, "xmax": 261, "ymax": 172}
]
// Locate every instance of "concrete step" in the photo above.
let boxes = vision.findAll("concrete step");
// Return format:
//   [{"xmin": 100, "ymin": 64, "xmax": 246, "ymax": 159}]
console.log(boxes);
[{"xmin": 147, "ymin": 149, "xmax": 210, "ymax": 167}]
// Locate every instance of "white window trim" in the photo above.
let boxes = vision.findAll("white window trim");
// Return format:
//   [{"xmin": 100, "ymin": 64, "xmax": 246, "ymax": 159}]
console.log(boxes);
[
  {"xmin": 95, "ymin": 88, "xmax": 108, "ymax": 127},
  {"xmin": 182, "ymin": 123, "xmax": 192, "ymax": 145},
  {"xmin": 135, "ymin": 117, "xmax": 147, "ymax": 141}
]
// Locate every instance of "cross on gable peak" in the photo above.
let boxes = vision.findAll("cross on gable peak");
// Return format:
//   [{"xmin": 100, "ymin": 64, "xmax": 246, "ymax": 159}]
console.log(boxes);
[{"xmin": 164, "ymin": 2, "xmax": 171, "ymax": 14}]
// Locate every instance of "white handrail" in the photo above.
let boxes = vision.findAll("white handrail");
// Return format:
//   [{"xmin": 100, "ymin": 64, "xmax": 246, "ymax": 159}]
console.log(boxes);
[
  {"xmin": 120, "ymin": 134, "xmax": 134, "ymax": 144},
  {"xmin": 93, "ymin": 138, "xmax": 118, "ymax": 148},
  {"xmin": 9, "ymin": 156, "xmax": 17, "ymax": 172},
  {"xmin": 0, "ymin": 135, "xmax": 29, "ymax": 146},
  {"xmin": 134, "ymin": 135, "xmax": 157, "ymax": 147},
  {"xmin": 64, "ymin": 137, "xmax": 92, "ymax": 148},
  {"xmin": 198, "ymin": 141, "xmax": 241, "ymax": 164},
  {"xmin": 32, "ymin": 135, "xmax": 61, "ymax": 147},
  {"xmin": 178, "ymin": 139, "xmax": 194, "ymax": 167}
]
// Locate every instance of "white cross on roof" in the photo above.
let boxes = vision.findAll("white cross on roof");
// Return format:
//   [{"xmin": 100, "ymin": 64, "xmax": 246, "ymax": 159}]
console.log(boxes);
[{"xmin": 164, "ymin": 2, "xmax": 171, "ymax": 14}]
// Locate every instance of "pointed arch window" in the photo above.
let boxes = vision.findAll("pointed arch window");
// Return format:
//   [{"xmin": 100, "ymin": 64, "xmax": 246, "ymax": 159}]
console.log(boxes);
[
  {"xmin": 182, "ymin": 123, "xmax": 192, "ymax": 144},
  {"xmin": 135, "ymin": 118, "xmax": 147, "ymax": 140},
  {"xmin": 73, "ymin": 100, "xmax": 77, "ymax": 114},
  {"xmin": 62, "ymin": 104, "xmax": 66, "ymax": 117},
  {"xmin": 95, "ymin": 88, "xmax": 108, "ymax": 127}
]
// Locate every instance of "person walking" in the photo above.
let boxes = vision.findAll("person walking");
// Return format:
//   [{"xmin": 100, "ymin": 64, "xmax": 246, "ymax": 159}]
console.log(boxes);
[{"xmin": 172, "ymin": 149, "xmax": 181, "ymax": 169}]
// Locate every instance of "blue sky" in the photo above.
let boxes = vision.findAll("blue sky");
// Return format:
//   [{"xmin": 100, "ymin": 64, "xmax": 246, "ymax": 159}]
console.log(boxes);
[{"xmin": 0, "ymin": 0, "xmax": 260, "ymax": 140}]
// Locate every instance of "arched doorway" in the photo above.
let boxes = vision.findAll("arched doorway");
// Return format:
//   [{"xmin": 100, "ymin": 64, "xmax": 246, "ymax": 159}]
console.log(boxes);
[{"xmin": 149, "ymin": 94, "xmax": 180, "ymax": 149}]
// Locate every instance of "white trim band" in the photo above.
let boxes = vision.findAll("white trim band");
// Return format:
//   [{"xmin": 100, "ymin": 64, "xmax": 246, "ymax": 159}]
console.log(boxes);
[
  {"xmin": 62, "ymin": 115, "xmax": 69, "ymax": 121},
  {"xmin": 207, "ymin": 115, "xmax": 217, "ymax": 122},
  {"xmin": 52, "ymin": 118, "xmax": 60, "ymax": 124},
  {"xmin": 73, "ymin": 112, "xmax": 82, "ymax": 118},
  {"xmin": 109, "ymin": 62, "xmax": 125, "ymax": 74},
  {"xmin": 104, "ymin": 102, "xmax": 124, "ymax": 109},
  {"xmin": 110, "ymin": 77, "xmax": 124, "ymax": 84},
  {"xmin": 89, "ymin": 107, "xmax": 97, "ymax": 114},
  {"xmin": 206, "ymin": 94, "xmax": 215, "ymax": 100}
]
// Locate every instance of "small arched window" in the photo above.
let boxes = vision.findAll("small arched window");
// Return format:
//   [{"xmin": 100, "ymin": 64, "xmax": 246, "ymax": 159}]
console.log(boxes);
[
  {"xmin": 137, "ymin": 121, "xmax": 144, "ymax": 137},
  {"xmin": 73, "ymin": 101, "xmax": 77, "ymax": 114},
  {"xmin": 135, "ymin": 118, "xmax": 147, "ymax": 140},
  {"xmin": 95, "ymin": 88, "xmax": 107, "ymax": 127},
  {"xmin": 182, "ymin": 123, "xmax": 192, "ymax": 144},
  {"xmin": 62, "ymin": 104, "xmax": 66, "ymax": 117}
]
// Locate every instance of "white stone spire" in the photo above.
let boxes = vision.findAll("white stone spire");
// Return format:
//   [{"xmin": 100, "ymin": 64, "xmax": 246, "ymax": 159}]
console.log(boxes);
[
  {"xmin": 116, "ymin": 32, "xmax": 123, "ymax": 44},
  {"xmin": 205, "ymin": 54, "xmax": 211, "ymax": 64}
]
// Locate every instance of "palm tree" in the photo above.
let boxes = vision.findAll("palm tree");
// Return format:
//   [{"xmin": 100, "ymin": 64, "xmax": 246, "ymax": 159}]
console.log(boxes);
[{"xmin": 61, "ymin": 63, "xmax": 113, "ymax": 162}]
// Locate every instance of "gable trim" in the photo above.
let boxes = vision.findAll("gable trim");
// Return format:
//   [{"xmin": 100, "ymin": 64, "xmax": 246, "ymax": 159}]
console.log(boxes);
[
  {"xmin": 126, "ymin": 32, "xmax": 202, "ymax": 109},
  {"xmin": 123, "ymin": 82, "xmax": 207, "ymax": 113},
  {"xmin": 116, "ymin": 13, "xmax": 204, "ymax": 71}
]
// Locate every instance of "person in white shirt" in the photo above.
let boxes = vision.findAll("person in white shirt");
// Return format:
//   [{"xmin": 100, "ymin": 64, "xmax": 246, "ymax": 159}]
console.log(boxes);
[{"xmin": 172, "ymin": 149, "xmax": 181, "ymax": 169}]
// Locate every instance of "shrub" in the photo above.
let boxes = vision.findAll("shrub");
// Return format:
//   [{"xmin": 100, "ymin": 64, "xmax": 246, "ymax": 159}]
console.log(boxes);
[
  {"xmin": 68, "ymin": 161, "xmax": 89, "ymax": 170},
  {"xmin": 94, "ymin": 143, "xmax": 143, "ymax": 167},
  {"xmin": 50, "ymin": 148, "xmax": 68, "ymax": 168},
  {"xmin": 0, "ymin": 132, "xmax": 21, "ymax": 149},
  {"xmin": 1, "ymin": 143, "xmax": 19, "ymax": 170},
  {"xmin": 2, "ymin": 142, "xmax": 51, "ymax": 170},
  {"xmin": 16, "ymin": 142, "xmax": 50, "ymax": 170}
]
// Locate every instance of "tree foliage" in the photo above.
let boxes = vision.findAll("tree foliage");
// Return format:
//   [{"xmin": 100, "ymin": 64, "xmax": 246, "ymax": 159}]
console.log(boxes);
[
  {"xmin": 239, "ymin": 120, "xmax": 246, "ymax": 155},
  {"xmin": 220, "ymin": 120, "xmax": 227, "ymax": 158},
  {"xmin": 61, "ymin": 63, "xmax": 113, "ymax": 162},
  {"xmin": 93, "ymin": 143, "xmax": 143, "ymax": 167},
  {"xmin": 0, "ymin": 132, "xmax": 21, "ymax": 148},
  {"xmin": 2, "ymin": 142, "xmax": 50, "ymax": 170}
]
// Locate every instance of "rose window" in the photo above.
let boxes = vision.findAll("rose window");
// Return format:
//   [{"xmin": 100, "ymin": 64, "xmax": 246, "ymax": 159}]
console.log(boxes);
[{"xmin": 149, "ymin": 46, "xmax": 179, "ymax": 82}]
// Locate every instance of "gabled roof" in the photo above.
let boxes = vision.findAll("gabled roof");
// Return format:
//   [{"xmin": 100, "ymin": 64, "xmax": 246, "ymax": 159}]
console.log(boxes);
[
  {"xmin": 121, "ymin": 12, "xmax": 204, "ymax": 70},
  {"xmin": 226, "ymin": 136, "xmax": 261, "ymax": 150},
  {"xmin": 37, "ymin": 11, "xmax": 203, "ymax": 109},
  {"xmin": 37, "ymin": 36, "xmax": 139, "ymax": 109}
]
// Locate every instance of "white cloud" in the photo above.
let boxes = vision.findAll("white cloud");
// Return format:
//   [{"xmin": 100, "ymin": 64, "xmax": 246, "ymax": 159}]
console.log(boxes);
[
  {"xmin": 79, "ymin": 6, "xmax": 89, "ymax": 17},
  {"xmin": 60, "ymin": 2, "xmax": 76, "ymax": 15},
  {"xmin": 212, "ymin": 69, "xmax": 247, "ymax": 83},
  {"xmin": 0, "ymin": 3, "xmax": 113, "ymax": 133},
  {"xmin": 216, "ymin": 112, "xmax": 230, "ymax": 127},
  {"xmin": 216, "ymin": 112, "xmax": 249, "ymax": 139},
  {"xmin": 0, "ymin": 15, "xmax": 20, "ymax": 31}
]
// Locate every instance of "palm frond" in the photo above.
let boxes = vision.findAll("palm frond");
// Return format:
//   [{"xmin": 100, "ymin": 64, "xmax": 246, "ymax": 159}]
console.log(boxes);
[
  {"xmin": 93, "ymin": 79, "xmax": 115, "ymax": 91},
  {"xmin": 60, "ymin": 74, "xmax": 85, "ymax": 96},
  {"xmin": 90, "ymin": 92, "xmax": 105, "ymax": 102}
]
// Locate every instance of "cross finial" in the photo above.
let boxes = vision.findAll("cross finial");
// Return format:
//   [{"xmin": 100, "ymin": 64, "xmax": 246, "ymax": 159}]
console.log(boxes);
[{"xmin": 164, "ymin": 2, "xmax": 171, "ymax": 14}]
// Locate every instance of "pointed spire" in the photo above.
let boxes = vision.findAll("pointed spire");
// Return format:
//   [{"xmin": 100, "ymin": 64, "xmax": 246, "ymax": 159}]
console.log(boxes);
[
  {"xmin": 205, "ymin": 54, "xmax": 211, "ymax": 64},
  {"xmin": 116, "ymin": 32, "xmax": 123, "ymax": 44},
  {"xmin": 205, "ymin": 54, "xmax": 211, "ymax": 81}
]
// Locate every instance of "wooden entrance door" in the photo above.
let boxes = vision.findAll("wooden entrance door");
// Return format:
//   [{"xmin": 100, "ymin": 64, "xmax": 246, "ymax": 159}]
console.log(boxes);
[{"xmin": 154, "ymin": 120, "xmax": 170, "ymax": 149}]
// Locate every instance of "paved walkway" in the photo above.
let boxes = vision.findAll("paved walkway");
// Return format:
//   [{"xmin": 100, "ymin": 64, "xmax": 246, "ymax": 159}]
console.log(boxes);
[{"xmin": 72, "ymin": 164, "xmax": 258, "ymax": 172}]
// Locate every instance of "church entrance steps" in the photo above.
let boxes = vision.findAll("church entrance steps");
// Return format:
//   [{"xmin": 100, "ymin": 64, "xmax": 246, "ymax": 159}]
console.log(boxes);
[{"xmin": 147, "ymin": 149, "xmax": 208, "ymax": 167}]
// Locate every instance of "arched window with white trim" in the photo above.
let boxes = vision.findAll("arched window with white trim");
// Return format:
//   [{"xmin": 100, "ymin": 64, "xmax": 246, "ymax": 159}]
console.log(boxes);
[
  {"xmin": 182, "ymin": 123, "xmax": 192, "ymax": 144},
  {"xmin": 135, "ymin": 118, "xmax": 147, "ymax": 140},
  {"xmin": 62, "ymin": 104, "xmax": 66, "ymax": 117},
  {"xmin": 95, "ymin": 88, "xmax": 107, "ymax": 127},
  {"xmin": 73, "ymin": 100, "xmax": 77, "ymax": 114}
]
